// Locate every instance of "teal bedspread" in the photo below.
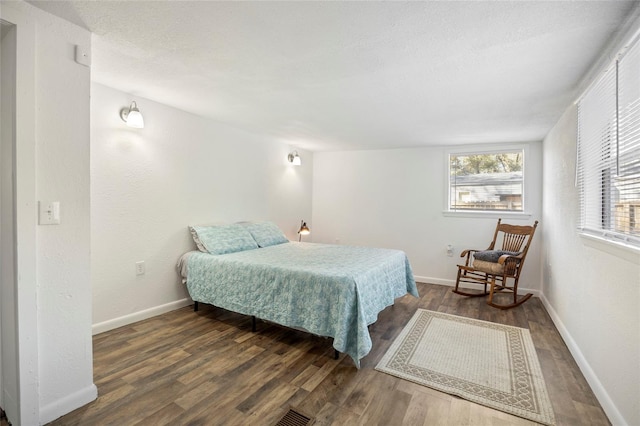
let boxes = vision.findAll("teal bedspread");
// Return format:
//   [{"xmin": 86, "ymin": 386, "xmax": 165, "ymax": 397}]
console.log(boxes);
[{"xmin": 185, "ymin": 242, "xmax": 418, "ymax": 367}]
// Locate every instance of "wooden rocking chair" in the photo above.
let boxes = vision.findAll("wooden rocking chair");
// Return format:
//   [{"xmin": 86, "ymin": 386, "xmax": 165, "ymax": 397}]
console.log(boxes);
[{"xmin": 453, "ymin": 219, "xmax": 538, "ymax": 309}]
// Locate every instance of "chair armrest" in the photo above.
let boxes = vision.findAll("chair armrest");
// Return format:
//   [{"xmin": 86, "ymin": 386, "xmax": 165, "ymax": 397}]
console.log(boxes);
[
  {"xmin": 498, "ymin": 253, "xmax": 523, "ymax": 275},
  {"xmin": 460, "ymin": 249, "xmax": 481, "ymax": 258},
  {"xmin": 497, "ymin": 253, "xmax": 523, "ymax": 264},
  {"xmin": 460, "ymin": 249, "xmax": 482, "ymax": 267}
]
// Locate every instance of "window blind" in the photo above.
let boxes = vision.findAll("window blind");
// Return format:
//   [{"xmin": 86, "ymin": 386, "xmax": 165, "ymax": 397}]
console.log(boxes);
[
  {"xmin": 577, "ymin": 36, "xmax": 640, "ymax": 247},
  {"xmin": 617, "ymin": 39, "xmax": 640, "ymax": 243}
]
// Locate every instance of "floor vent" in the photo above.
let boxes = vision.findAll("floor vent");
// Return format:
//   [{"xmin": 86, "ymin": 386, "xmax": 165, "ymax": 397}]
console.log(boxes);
[{"xmin": 274, "ymin": 407, "xmax": 315, "ymax": 426}]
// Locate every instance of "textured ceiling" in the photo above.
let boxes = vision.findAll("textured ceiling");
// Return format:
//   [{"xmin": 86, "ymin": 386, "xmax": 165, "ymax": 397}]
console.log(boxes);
[{"xmin": 28, "ymin": 1, "xmax": 638, "ymax": 151}]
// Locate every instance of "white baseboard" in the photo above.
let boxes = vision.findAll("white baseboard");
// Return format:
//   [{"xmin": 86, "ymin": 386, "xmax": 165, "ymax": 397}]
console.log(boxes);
[
  {"xmin": 413, "ymin": 275, "xmax": 540, "ymax": 298},
  {"xmin": 92, "ymin": 298, "xmax": 193, "ymax": 335},
  {"xmin": 539, "ymin": 294, "xmax": 625, "ymax": 426},
  {"xmin": 39, "ymin": 384, "xmax": 97, "ymax": 425}
]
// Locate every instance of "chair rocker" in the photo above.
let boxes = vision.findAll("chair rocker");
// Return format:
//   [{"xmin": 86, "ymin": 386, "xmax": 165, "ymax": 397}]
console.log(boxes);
[{"xmin": 453, "ymin": 218, "xmax": 538, "ymax": 309}]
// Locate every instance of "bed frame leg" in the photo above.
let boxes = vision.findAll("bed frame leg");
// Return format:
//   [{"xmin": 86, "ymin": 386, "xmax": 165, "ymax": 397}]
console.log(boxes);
[
  {"xmin": 193, "ymin": 301, "xmax": 199, "ymax": 312},
  {"xmin": 252, "ymin": 316, "xmax": 256, "ymax": 332},
  {"xmin": 334, "ymin": 349, "xmax": 339, "ymax": 360}
]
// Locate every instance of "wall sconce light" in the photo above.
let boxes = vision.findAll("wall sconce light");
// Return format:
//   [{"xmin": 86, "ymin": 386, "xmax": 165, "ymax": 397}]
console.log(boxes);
[
  {"xmin": 298, "ymin": 220, "xmax": 310, "ymax": 242},
  {"xmin": 120, "ymin": 101, "xmax": 145, "ymax": 128},
  {"xmin": 287, "ymin": 151, "xmax": 301, "ymax": 166}
]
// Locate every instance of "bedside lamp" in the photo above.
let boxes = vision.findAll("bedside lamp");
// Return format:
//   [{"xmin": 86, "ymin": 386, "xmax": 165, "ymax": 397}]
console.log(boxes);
[{"xmin": 298, "ymin": 220, "xmax": 310, "ymax": 242}]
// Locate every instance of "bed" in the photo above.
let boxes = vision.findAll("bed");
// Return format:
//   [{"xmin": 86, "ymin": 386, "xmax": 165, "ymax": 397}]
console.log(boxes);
[{"xmin": 179, "ymin": 222, "xmax": 419, "ymax": 367}]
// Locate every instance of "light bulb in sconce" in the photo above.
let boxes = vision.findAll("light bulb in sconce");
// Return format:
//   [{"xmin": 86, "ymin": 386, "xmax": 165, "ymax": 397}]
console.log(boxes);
[
  {"xmin": 120, "ymin": 101, "xmax": 145, "ymax": 128},
  {"xmin": 287, "ymin": 151, "xmax": 301, "ymax": 166}
]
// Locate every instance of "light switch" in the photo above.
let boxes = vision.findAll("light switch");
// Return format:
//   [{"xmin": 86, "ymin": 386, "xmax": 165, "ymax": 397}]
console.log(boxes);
[{"xmin": 39, "ymin": 201, "xmax": 60, "ymax": 225}]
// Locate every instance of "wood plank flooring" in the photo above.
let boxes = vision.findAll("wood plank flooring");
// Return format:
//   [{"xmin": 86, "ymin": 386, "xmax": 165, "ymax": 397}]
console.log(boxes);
[{"xmin": 48, "ymin": 282, "xmax": 610, "ymax": 425}]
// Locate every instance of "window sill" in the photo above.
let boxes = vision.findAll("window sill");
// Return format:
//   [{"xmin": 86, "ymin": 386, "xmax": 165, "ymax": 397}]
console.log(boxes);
[
  {"xmin": 579, "ymin": 232, "xmax": 640, "ymax": 265},
  {"xmin": 443, "ymin": 210, "xmax": 533, "ymax": 220}
]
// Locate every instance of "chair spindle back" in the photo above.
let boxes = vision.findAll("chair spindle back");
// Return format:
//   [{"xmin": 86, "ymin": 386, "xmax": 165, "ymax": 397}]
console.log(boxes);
[
  {"xmin": 501, "ymin": 233, "xmax": 527, "ymax": 252},
  {"xmin": 488, "ymin": 218, "xmax": 538, "ymax": 259}
]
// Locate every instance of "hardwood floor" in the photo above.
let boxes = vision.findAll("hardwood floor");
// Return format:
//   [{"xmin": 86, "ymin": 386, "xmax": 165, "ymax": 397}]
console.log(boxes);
[{"xmin": 48, "ymin": 282, "xmax": 609, "ymax": 425}]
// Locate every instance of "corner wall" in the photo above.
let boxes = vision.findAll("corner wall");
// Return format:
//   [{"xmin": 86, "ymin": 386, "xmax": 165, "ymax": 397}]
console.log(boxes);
[
  {"xmin": 541, "ymin": 105, "xmax": 640, "ymax": 426},
  {"xmin": 311, "ymin": 144, "xmax": 543, "ymax": 292},
  {"xmin": 90, "ymin": 83, "xmax": 313, "ymax": 330},
  {"xmin": 32, "ymin": 5, "xmax": 96, "ymax": 423}
]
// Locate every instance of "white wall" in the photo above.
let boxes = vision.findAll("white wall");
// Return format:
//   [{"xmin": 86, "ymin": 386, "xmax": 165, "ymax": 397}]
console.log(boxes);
[
  {"xmin": 1, "ymin": 1, "xmax": 97, "ymax": 424},
  {"xmin": 542, "ymin": 105, "xmax": 640, "ymax": 426},
  {"xmin": 91, "ymin": 83, "xmax": 313, "ymax": 330},
  {"xmin": 311, "ymin": 144, "xmax": 543, "ymax": 292}
]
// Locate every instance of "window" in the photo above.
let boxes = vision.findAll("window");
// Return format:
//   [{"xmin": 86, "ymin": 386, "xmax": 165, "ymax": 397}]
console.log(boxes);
[
  {"xmin": 577, "ymin": 36, "xmax": 640, "ymax": 248},
  {"xmin": 448, "ymin": 149, "xmax": 524, "ymax": 212}
]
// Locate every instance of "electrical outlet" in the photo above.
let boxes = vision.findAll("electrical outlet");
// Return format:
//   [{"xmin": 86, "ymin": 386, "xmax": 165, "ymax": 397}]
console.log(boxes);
[
  {"xmin": 135, "ymin": 261, "xmax": 145, "ymax": 275},
  {"xmin": 446, "ymin": 245, "xmax": 454, "ymax": 257}
]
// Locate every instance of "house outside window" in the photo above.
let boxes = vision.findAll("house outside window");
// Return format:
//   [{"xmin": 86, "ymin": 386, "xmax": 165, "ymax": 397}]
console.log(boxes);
[{"xmin": 449, "ymin": 150, "xmax": 524, "ymax": 212}]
